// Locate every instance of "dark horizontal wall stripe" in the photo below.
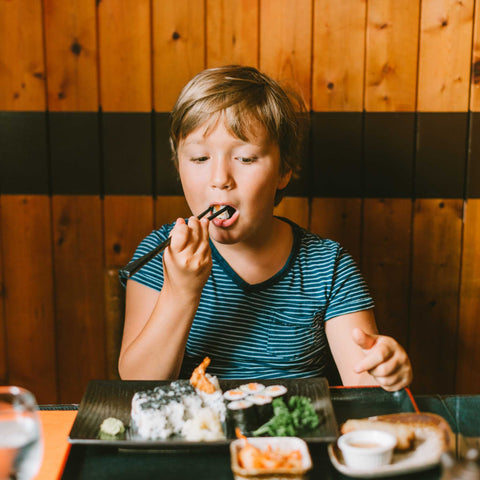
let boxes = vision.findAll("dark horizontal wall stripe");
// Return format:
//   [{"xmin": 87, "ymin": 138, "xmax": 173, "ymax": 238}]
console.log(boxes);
[
  {"xmin": 1, "ymin": 111, "xmax": 479, "ymax": 198},
  {"xmin": 155, "ymin": 113, "xmax": 182, "ymax": 196},
  {"xmin": 364, "ymin": 113, "xmax": 415, "ymax": 198},
  {"xmin": 0, "ymin": 112, "xmax": 49, "ymax": 194},
  {"xmin": 49, "ymin": 112, "xmax": 101, "ymax": 195},
  {"xmin": 467, "ymin": 112, "xmax": 480, "ymax": 198},
  {"xmin": 102, "ymin": 113, "xmax": 152, "ymax": 195},
  {"xmin": 311, "ymin": 112, "xmax": 363, "ymax": 197},
  {"xmin": 415, "ymin": 113, "xmax": 468, "ymax": 199}
]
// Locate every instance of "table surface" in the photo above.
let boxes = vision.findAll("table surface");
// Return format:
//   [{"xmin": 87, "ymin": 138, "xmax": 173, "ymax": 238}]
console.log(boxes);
[{"xmin": 34, "ymin": 390, "xmax": 480, "ymax": 480}]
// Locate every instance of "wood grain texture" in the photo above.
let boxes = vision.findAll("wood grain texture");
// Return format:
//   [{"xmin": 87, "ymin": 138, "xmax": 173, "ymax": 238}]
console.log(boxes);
[
  {"xmin": 457, "ymin": 199, "xmax": 480, "ymax": 393},
  {"xmin": 104, "ymin": 196, "xmax": 154, "ymax": 267},
  {"xmin": 153, "ymin": 0, "xmax": 205, "ymax": 112},
  {"xmin": 43, "ymin": 0, "xmax": 98, "ymax": 111},
  {"xmin": 98, "ymin": 0, "xmax": 151, "ymax": 112},
  {"xmin": 274, "ymin": 197, "xmax": 310, "ymax": 230},
  {"xmin": 155, "ymin": 196, "xmax": 191, "ymax": 229},
  {"xmin": 52, "ymin": 196, "xmax": 105, "ymax": 403},
  {"xmin": 312, "ymin": 0, "xmax": 366, "ymax": 111},
  {"xmin": 0, "ymin": 196, "xmax": 57, "ymax": 403},
  {"xmin": 310, "ymin": 198, "xmax": 362, "ymax": 264},
  {"xmin": 260, "ymin": 0, "xmax": 312, "ymax": 107},
  {"xmin": 365, "ymin": 0, "xmax": 420, "ymax": 112},
  {"xmin": 361, "ymin": 199, "xmax": 412, "ymax": 347},
  {"xmin": 409, "ymin": 199, "xmax": 463, "ymax": 394},
  {"xmin": 417, "ymin": 0, "xmax": 475, "ymax": 112},
  {"xmin": 471, "ymin": 0, "xmax": 480, "ymax": 111},
  {"xmin": 206, "ymin": 0, "xmax": 259, "ymax": 68},
  {"xmin": 0, "ymin": 0, "xmax": 46, "ymax": 110}
]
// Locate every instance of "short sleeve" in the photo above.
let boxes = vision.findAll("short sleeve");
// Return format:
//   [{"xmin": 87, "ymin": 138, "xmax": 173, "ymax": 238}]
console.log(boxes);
[
  {"xmin": 118, "ymin": 224, "xmax": 173, "ymax": 291},
  {"xmin": 324, "ymin": 247, "xmax": 374, "ymax": 321}
]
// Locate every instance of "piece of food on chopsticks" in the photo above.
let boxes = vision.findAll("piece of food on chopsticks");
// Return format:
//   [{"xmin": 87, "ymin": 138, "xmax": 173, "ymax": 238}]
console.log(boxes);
[
  {"xmin": 252, "ymin": 395, "xmax": 321, "ymax": 437},
  {"xmin": 340, "ymin": 412, "xmax": 454, "ymax": 452},
  {"xmin": 130, "ymin": 356, "xmax": 225, "ymax": 441}
]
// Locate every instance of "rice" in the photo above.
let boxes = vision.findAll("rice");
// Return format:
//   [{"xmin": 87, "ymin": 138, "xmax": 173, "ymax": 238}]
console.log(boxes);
[{"xmin": 130, "ymin": 378, "xmax": 225, "ymax": 441}]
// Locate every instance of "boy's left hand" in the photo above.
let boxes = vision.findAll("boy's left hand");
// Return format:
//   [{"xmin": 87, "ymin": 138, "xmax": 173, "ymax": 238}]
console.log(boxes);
[{"xmin": 352, "ymin": 328, "xmax": 413, "ymax": 392}]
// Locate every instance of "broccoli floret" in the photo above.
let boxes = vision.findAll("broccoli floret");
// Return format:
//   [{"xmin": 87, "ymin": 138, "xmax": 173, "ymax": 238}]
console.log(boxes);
[{"xmin": 253, "ymin": 395, "xmax": 320, "ymax": 437}]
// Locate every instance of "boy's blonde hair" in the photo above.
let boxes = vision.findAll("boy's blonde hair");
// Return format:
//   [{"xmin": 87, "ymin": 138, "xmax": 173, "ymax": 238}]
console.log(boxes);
[{"xmin": 169, "ymin": 65, "xmax": 306, "ymax": 204}]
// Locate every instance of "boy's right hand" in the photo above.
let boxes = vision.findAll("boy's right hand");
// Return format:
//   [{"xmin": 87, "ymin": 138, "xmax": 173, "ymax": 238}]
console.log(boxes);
[{"xmin": 162, "ymin": 216, "xmax": 212, "ymax": 297}]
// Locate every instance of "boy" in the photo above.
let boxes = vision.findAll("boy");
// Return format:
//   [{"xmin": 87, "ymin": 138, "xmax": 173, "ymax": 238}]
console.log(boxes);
[{"xmin": 119, "ymin": 66, "xmax": 412, "ymax": 391}]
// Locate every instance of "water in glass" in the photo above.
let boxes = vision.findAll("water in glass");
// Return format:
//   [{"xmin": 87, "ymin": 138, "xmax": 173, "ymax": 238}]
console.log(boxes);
[{"xmin": 0, "ymin": 386, "xmax": 43, "ymax": 480}]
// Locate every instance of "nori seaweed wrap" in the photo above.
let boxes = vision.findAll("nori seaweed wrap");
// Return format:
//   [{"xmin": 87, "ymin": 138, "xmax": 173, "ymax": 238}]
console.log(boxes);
[{"xmin": 226, "ymin": 399, "xmax": 258, "ymax": 437}]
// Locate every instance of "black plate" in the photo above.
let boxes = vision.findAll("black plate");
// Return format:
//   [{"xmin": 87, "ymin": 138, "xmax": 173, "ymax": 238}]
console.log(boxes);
[{"xmin": 68, "ymin": 378, "xmax": 339, "ymax": 447}]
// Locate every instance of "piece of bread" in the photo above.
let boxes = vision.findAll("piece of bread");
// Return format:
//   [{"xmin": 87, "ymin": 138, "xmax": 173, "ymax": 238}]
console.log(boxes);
[{"xmin": 340, "ymin": 412, "xmax": 453, "ymax": 453}]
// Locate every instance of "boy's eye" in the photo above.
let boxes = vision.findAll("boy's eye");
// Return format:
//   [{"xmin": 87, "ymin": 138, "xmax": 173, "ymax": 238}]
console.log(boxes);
[
  {"xmin": 236, "ymin": 156, "xmax": 257, "ymax": 164},
  {"xmin": 191, "ymin": 156, "xmax": 209, "ymax": 163}
]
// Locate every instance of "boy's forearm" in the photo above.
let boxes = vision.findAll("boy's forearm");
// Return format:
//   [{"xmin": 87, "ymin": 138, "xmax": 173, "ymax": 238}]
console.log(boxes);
[{"xmin": 118, "ymin": 287, "xmax": 201, "ymax": 380}]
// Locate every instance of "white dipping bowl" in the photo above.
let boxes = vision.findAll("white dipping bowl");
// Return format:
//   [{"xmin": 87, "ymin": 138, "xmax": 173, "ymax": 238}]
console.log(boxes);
[{"xmin": 337, "ymin": 429, "xmax": 397, "ymax": 469}]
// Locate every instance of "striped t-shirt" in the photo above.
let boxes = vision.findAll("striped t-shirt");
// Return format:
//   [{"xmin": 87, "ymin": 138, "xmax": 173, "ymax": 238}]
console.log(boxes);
[{"xmin": 121, "ymin": 218, "xmax": 374, "ymax": 380}]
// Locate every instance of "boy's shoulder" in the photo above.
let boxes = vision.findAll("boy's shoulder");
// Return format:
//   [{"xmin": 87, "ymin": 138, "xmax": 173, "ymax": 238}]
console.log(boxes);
[{"xmin": 283, "ymin": 217, "xmax": 343, "ymax": 252}]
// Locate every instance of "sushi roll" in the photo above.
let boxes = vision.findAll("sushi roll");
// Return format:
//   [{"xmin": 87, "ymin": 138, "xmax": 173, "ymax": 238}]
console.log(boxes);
[
  {"xmin": 223, "ymin": 388, "xmax": 248, "ymax": 401},
  {"xmin": 263, "ymin": 384, "xmax": 288, "ymax": 399},
  {"xmin": 246, "ymin": 394, "xmax": 273, "ymax": 425},
  {"xmin": 239, "ymin": 382, "xmax": 265, "ymax": 395},
  {"xmin": 226, "ymin": 399, "xmax": 258, "ymax": 437}
]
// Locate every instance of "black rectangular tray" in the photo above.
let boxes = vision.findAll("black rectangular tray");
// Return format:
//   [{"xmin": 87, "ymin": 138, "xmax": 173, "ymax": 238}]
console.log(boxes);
[
  {"xmin": 62, "ymin": 386, "xmax": 420, "ymax": 480},
  {"xmin": 69, "ymin": 378, "xmax": 338, "ymax": 447}
]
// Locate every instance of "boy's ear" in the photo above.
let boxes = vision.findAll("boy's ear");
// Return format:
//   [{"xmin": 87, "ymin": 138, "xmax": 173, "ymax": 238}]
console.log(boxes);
[{"xmin": 277, "ymin": 169, "xmax": 292, "ymax": 190}]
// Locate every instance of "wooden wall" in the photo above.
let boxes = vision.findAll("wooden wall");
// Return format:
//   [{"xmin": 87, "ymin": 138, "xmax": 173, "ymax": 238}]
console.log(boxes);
[{"xmin": 0, "ymin": 0, "xmax": 479, "ymax": 403}]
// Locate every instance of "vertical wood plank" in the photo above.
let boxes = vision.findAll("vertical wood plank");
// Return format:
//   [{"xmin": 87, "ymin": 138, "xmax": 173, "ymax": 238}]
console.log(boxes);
[
  {"xmin": 153, "ymin": 0, "xmax": 205, "ymax": 112},
  {"xmin": 274, "ymin": 197, "xmax": 310, "ymax": 230},
  {"xmin": 409, "ymin": 199, "xmax": 463, "ymax": 394},
  {"xmin": 43, "ymin": 0, "xmax": 99, "ymax": 111},
  {"xmin": 471, "ymin": 0, "xmax": 480, "ymax": 111},
  {"xmin": 457, "ymin": 199, "xmax": 480, "ymax": 393},
  {"xmin": 310, "ymin": 198, "xmax": 362, "ymax": 264},
  {"xmin": 155, "ymin": 196, "xmax": 191, "ymax": 229},
  {"xmin": 1, "ymin": 196, "xmax": 57, "ymax": 403},
  {"xmin": 206, "ymin": 0, "xmax": 259, "ymax": 68},
  {"xmin": 312, "ymin": 0, "xmax": 366, "ymax": 111},
  {"xmin": 104, "ymin": 196, "xmax": 155, "ymax": 267},
  {"xmin": 260, "ymin": 0, "xmax": 312, "ymax": 107},
  {"xmin": 52, "ymin": 196, "xmax": 105, "ymax": 403},
  {"xmin": 0, "ymin": 0, "xmax": 46, "ymax": 110},
  {"xmin": 362, "ymin": 199, "xmax": 412, "ymax": 347},
  {"xmin": 365, "ymin": 0, "xmax": 420, "ymax": 112},
  {"xmin": 98, "ymin": 0, "xmax": 151, "ymax": 112},
  {"xmin": 417, "ymin": 0, "xmax": 475, "ymax": 112}
]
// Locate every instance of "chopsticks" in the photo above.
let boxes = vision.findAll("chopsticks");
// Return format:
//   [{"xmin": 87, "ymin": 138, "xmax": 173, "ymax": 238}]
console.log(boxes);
[{"xmin": 119, "ymin": 206, "xmax": 231, "ymax": 279}]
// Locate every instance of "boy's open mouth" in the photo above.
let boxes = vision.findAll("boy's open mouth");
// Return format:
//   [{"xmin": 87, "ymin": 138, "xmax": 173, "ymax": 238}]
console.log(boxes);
[{"xmin": 211, "ymin": 204, "xmax": 236, "ymax": 220}]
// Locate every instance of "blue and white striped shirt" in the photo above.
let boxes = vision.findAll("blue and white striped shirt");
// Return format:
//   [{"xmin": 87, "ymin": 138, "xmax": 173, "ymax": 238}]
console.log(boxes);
[{"xmin": 122, "ymin": 218, "xmax": 374, "ymax": 380}]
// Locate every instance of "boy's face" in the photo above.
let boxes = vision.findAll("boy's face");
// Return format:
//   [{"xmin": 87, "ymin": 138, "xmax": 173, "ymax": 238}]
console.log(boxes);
[{"xmin": 177, "ymin": 117, "xmax": 291, "ymax": 246}]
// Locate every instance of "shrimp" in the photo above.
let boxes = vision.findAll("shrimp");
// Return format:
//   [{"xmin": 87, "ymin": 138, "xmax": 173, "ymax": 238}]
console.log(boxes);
[
  {"xmin": 235, "ymin": 428, "xmax": 302, "ymax": 470},
  {"xmin": 189, "ymin": 356, "xmax": 216, "ymax": 394}
]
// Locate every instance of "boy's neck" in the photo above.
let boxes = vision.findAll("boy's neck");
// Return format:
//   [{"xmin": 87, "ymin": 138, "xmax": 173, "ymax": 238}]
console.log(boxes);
[{"xmin": 211, "ymin": 218, "xmax": 294, "ymax": 285}]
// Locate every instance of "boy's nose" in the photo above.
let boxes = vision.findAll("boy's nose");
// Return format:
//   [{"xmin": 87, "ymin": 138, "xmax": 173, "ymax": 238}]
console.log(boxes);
[{"xmin": 210, "ymin": 158, "xmax": 234, "ymax": 190}]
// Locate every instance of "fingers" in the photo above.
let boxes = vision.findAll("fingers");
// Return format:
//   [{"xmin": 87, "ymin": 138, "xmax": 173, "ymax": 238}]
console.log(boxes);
[
  {"xmin": 352, "ymin": 327, "xmax": 378, "ymax": 350},
  {"xmin": 354, "ymin": 334, "xmax": 413, "ymax": 392},
  {"xmin": 170, "ymin": 216, "xmax": 208, "ymax": 253},
  {"xmin": 354, "ymin": 337, "xmax": 394, "ymax": 374}
]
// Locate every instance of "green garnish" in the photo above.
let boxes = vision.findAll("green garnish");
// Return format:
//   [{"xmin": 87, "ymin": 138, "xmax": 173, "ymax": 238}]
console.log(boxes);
[
  {"xmin": 99, "ymin": 417, "xmax": 125, "ymax": 440},
  {"xmin": 253, "ymin": 396, "xmax": 320, "ymax": 437}
]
